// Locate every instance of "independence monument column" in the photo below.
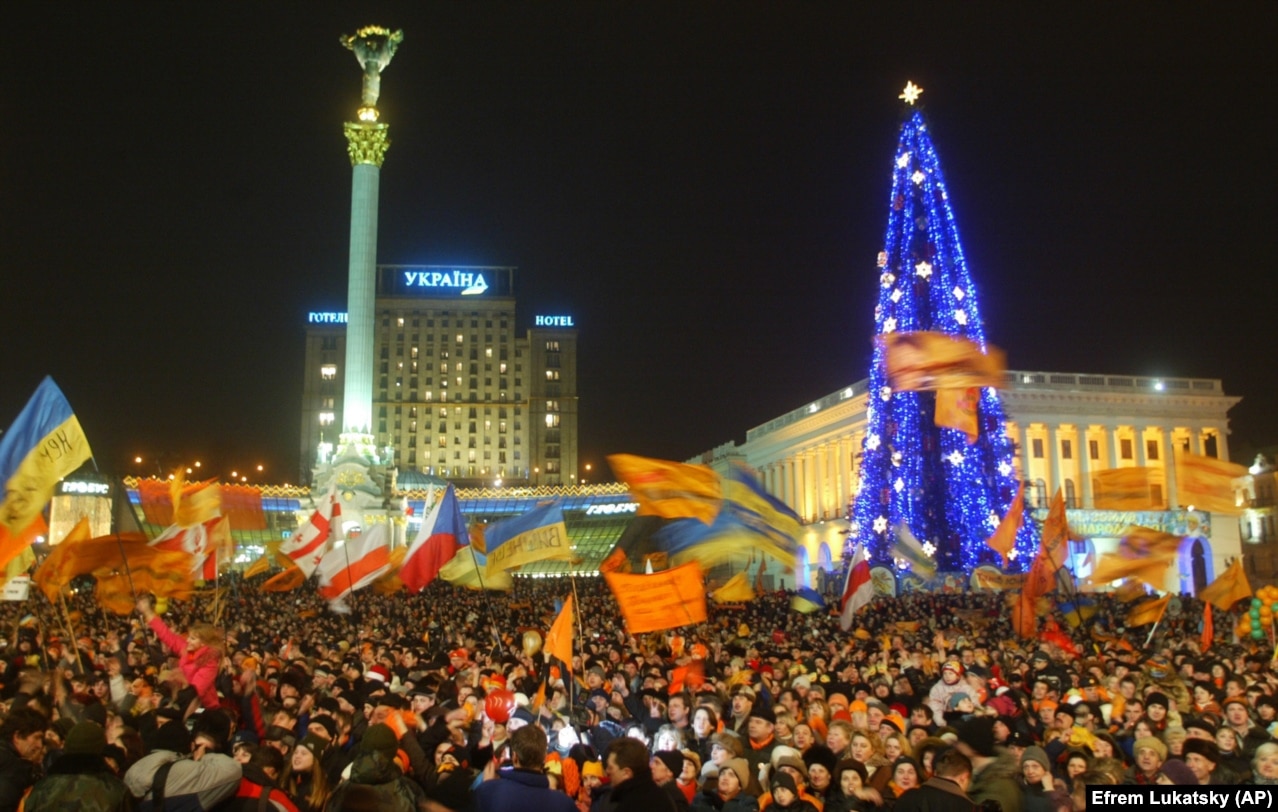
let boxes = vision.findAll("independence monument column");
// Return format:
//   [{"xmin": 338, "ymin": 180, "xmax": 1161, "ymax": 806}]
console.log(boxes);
[{"xmin": 337, "ymin": 26, "xmax": 402, "ymax": 462}]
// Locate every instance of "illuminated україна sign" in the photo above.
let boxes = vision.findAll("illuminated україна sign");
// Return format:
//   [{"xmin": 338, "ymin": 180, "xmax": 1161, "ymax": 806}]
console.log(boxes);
[
  {"xmin": 403, "ymin": 270, "xmax": 488, "ymax": 295},
  {"xmin": 534, "ymin": 315, "xmax": 575, "ymax": 327},
  {"xmin": 308, "ymin": 312, "xmax": 348, "ymax": 324}
]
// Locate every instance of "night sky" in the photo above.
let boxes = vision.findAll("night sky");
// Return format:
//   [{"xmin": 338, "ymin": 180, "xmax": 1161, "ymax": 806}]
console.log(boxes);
[{"xmin": 2, "ymin": 4, "xmax": 1274, "ymax": 484}]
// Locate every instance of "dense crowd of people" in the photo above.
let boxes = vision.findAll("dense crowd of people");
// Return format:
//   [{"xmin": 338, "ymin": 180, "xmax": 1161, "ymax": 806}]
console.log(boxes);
[{"xmin": 0, "ymin": 572, "xmax": 1272, "ymax": 812}]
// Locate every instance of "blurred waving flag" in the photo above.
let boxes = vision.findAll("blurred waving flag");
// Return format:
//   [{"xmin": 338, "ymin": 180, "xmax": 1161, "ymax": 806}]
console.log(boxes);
[
  {"xmin": 0, "ymin": 377, "xmax": 92, "ymax": 553},
  {"xmin": 984, "ymin": 483, "xmax": 1025, "ymax": 568},
  {"xmin": 711, "ymin": 571, "xmax": 756, "ymax": 603},
  {"xmin": 880, "ymin": 331, "xmax": 1006, "ymax": 392},
  {"xmin": 608, "ymin": 454, "xmax": 721, "ymax": 524},
  {"xmin": 892, "ymin": 522, "xmax": 937, "ymax": 579},
  {"xmin": 657, "ymin": 464, "xmax": 799, "ymax": 570},
  {"xmin": 791, "ymin": 587, "xmax": 826, "ymax": 614},
  {"xmin": 1176, "ymin": 451, "xmax": 1247, "ymax": 515},
  {"xmin": 1197, "ymin": 558, "xmax": 1251, "ymax": 611}
]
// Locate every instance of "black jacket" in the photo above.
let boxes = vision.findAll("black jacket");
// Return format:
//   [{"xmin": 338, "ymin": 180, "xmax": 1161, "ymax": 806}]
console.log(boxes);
[
  {"xmin": 0, "ymin": 741, "xmax": 40, "ymax": 812},
  {"xmin": 612, "ymin": 774, "xmax": 679, "ymax": 812},
  {"xmin": 892, "ymin": 778, "xmax": 976, "ymax": 812}
]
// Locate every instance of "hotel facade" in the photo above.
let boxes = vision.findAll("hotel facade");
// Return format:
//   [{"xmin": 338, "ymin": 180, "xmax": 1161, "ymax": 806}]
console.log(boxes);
[{"xmin": 300, "ymin": 265, "xmax": 578, "ymax": 489}]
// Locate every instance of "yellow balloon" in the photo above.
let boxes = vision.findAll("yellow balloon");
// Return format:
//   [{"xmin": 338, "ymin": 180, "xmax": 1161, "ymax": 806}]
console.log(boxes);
[
  {"xmin": 155, "ymin": 596, "xmax": 169, "ymax": 615},
  {"xmin": 522, "ymin": 630, "xmax": 543, "ymax": 658}
]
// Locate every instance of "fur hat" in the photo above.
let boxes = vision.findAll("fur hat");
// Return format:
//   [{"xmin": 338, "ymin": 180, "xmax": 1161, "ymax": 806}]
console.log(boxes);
[
  {"xmin": 1181, "ymin": 738, "xmax": 1219, "ymax": 765},
  {"xmin": 1134, "ymin": 736, "xmax": 1168, "ymax": 761},
  {"xmin": 803, "ymin": 744, "xmax": 839, "ymax": 775}
]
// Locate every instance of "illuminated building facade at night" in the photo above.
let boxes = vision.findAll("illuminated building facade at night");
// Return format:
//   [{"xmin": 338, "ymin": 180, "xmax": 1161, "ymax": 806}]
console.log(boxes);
[
  {"xmin": 301, "ymin": 265, "xmax": 578, "ymax": 489},
  {"xmin": 693, "ymin": 370, "xmax": 1245, "ymax": 595}
]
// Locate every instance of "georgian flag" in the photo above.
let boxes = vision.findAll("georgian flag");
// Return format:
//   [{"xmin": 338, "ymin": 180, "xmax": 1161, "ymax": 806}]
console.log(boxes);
[{"xmin": 280, "ymin": 485, "xmax": 340, "ymax": 576}]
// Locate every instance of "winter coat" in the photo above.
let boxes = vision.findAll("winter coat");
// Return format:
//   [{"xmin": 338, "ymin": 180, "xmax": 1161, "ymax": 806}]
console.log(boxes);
[
  {"xmin": 965, "ymin": 752, "xmax": 1023, "ymax": 812},
  {"xmin": 0, "ymin": 741, "xmax": 40, "ymax": 812},
  {"xmin": 21, "ymin": 752, "xmax": 132, "ymax": 812},
  {"xmin": 123, "ymin": 750, "xmax": 241, "ymax": 812},
  {"xmin": 147, "ymin": 617, "xmax": 220, "ymax": 711},
  {"xmin": 472, "ymin": 767, "xmax": 577, "ymax": 812},
  {"xmin": 216, "ymin": 763, "xmax": 299, "ymax": 812},
  {"xmin": 325, "ymin": 751, "xmax": 425, "ymax": 812},
  {"xmin": 611, "ymin": 774, "xmax": 680, "ymax": 812},
  {"xmin": 892, "ymin": 778, "xmax": 976, "ymax": 812},
  {"xmin": 691, "ymin": 789, "xmax": 762, "ymax": 812}
]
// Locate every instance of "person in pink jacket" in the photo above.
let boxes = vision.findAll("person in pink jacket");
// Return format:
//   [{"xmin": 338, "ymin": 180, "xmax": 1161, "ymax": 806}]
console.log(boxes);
[{"xmin": 136, "ymin": 595, "xmax": 225, "ymax": 710}]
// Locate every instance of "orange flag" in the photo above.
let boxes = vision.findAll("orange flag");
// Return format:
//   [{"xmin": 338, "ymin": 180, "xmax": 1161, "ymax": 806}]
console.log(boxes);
[
  {"xmin": 1202, "ymin": 604, "xmax": 1214, "ymax": 650},
  {"xmin": 1126, "ymin": 594, "xmax": 1170, "ymax": 627},
  {"xmin": 606, "ymin": 454, "xmax": 721, "ymax": 524},
  {"xmin": 1176, "ymin": 451, "xmax": 1247, "ymax": 515},
  {"xmin": 1094, "ymin": 468, "xmax": 1161, "ymax": 510},
  {"xmin": 935, "ymin": 388, "xmax": 980, "ymax": 443},
  {"xmin": 604, "ymin": 562, "xmax": 708, "ymax": 634},
  {"xmin": 220, "ymin": 484, "xmax": 267, "ymax": 531},
  {"xmin": 1114, "ymin": 579, "xmax": 1149, "ymax": 602},
  {"xmin": 880, "ymin": 331, "xmax": 1006, "ymax": 392},
  {"xmin": 1090, "ymin": 551, "xmax": 1173, "ymax": 588},
  {"xmin": 1197, "ymin": 558, "xmax": 1252, "ymax": 611},
  {"xmin": 32, "ymin": 519, "xmax": 112, "ymax": 600},
  {"xmin": 544, "ymin": 594, "xmax": 575, "ymax": 676},
  {"xmin": 598, "ymin": 547, "xmax": 629, "ymax": 574},
  {"xmin": 984, "ymin": 483, "xmax": 1024, "ymax": 567},
  {"xmin": 263, "ymin": 566, "xmax": 306, "ymax": 592},
  {"xmin": 0, "ymin": 514, "xmax": 48, "ymax": 573}
]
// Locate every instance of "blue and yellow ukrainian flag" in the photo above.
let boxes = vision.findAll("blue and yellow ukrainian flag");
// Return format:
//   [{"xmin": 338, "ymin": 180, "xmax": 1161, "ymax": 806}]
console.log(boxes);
[
  {"xmin": 0, "ymin": 377, "xmax": 92, "ymax": 539},
  {"xmin": 791, "ymin": 587, "xmax": 826, "ymax": 614}
]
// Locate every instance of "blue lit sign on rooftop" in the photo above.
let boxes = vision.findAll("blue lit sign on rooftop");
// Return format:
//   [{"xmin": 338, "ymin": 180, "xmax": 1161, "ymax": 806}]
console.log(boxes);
[
  {"xmin": 534, "ymin": 315, "xmax": 575, "ymax": 327},
  {"xmin": 380, "ymin": 266, "xmax": 514, "ymax": 298},
  {"xmin": 308, "ymin": 312, "xmax": 348, "ymax": 324}
]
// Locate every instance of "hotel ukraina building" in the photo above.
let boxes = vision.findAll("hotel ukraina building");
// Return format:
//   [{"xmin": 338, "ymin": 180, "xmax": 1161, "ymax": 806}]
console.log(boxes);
[
  {"xmin": 692, "ymin": 370, "xmax": 1253, "ymax": 595},
  {"xmin": 299, "ymin": 265, "xmax": 579, "ymax": 490}
]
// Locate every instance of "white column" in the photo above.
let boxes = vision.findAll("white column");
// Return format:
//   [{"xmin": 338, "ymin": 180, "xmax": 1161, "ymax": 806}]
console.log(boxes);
[
  {"xmin": 1162, "ymin": 426, "xmax": 1180, "ymax": 508},
  {"xmin": 342, "ymin": 161, "xmax": 383, "ymax": 437},
  {"xmin": 1078, "ymin": 427, "xmax": 1092, "ymax": 508},
  {"xmin": 1136, "ymin": 425, "xmax": 1148, "ymax": 467},
  {"xmin": 1216, "ymin": 426, "xmax": 1232, "ymax": 463},
  {"xmin": 1045, "ymin": 423, "xmax": 1061, "ymax": 502},
  {"xmin": 816, "ymin": 444, "xmax": 829, "ymax": 520},
  {"xmin": 1107, "ymin": 424, "xmax": 1119, "ymax": 470}
]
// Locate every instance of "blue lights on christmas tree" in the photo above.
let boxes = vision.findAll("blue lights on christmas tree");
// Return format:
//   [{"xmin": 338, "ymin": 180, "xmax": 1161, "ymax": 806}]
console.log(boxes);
[{"xmin": 848, "ymin": 84, "xmax": 1037, "ymax": 574}]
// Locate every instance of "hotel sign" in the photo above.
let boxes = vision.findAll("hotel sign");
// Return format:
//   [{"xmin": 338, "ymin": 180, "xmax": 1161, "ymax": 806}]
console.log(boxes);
[
  {"xmin": 382, "ymin": 266, "xmax": 514, "ymax": 298},
  {"xmin": 534, "ymin": 315, "xmax": 575, "ymax": 327},
  {"xmin": 308, "ymin": 312, "xmax": 348, "ymax": 324}
]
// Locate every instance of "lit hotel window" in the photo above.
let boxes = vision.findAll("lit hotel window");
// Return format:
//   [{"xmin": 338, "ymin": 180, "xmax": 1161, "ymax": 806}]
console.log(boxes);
[
  {"xmin": 546, "ymin": 370, "xmax": 560, "ymax": 381},
  {"xmin": 321, "ymin": 365, "xmax": 337, "ymax": 380},
  {"xmin": 545, "ymin": 414, "xmax": 560, "ymax": 428},
  {"xmin": 319, "ymin": 412, "xmax": 335, "ymax": 426}
]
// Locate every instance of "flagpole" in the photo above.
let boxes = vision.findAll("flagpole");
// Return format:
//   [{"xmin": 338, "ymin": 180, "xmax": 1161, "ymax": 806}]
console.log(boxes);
[{"xmin": 58, "ymin": 592, "xmax": 86, "ymax": 674}]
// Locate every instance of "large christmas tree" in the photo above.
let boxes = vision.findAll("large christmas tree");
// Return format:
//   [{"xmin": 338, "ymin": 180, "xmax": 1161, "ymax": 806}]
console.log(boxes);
[{"xmin": 849, "ymin": 83, "xmax": 1037, "ymax": 574}]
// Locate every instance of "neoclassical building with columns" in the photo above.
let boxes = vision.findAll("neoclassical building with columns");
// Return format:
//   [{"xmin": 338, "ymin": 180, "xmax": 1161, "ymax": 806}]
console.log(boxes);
[{"xmin": 693, "ymin": 370, "xmax": 1243, "ymax": 596}]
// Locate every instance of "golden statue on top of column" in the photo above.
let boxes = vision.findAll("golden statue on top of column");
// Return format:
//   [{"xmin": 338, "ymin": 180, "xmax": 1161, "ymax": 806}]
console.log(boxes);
[{"xmin": 341, "ymin": 26, "xmax": 404, "ymax": 109}]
